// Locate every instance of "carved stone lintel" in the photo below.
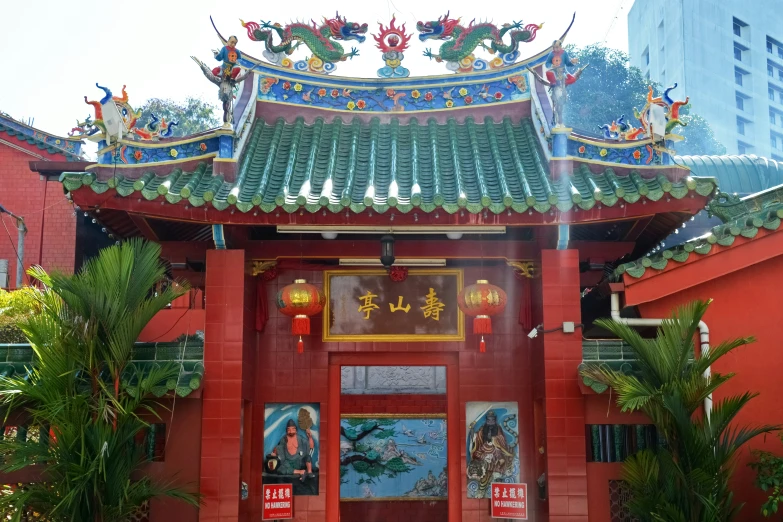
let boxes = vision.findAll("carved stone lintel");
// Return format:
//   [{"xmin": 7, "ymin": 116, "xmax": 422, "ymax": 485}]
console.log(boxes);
[{"xmin": 507, "ymin": 260, "xmax": 536, "ymax": 279}]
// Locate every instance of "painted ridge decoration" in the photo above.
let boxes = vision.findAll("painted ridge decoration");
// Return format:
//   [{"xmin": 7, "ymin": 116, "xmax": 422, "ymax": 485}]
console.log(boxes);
[
  {"xmin": 0, "ymin": 113, "xmax": 82, "ymax": 159},
  {"xmin": 567, "ymin": 138, "xmax": 656, "ymax": 165},
  {"xmin": 257, "ymin": 74, "xmax": 529, "ymax": 113},
  {"xmin": 109, "ymin": 137, "xmax": 220, "ymax": 166},
  {"xmin": 374, "ymin": 16, "xmax": 412, "ymax": 78},
  {"xmin": 74, "ymin": 84, "xmax": 177, "ymax": 143},
  {"xmin": 242, "ymin": 13, "xmax": 368, "ymax": 74},
  {"xmin": 417, "ymin": 12, "xmax": 542, "ymax": 73},
  {"xmin": 598, "ymin": 84, "xmax": 689, "ymax": 141},
  {"xmin": 616, "ymin": 185, "xmax": 783, "ymax": 279}
]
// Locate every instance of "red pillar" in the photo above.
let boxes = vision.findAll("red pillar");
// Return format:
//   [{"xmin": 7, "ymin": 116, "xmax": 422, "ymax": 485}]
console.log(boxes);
[
  {"xmin": 200, "ymin": 249, "xmax": 247, "ymax": 522},
  {"xmin": 446, "ymin": 360, "xmax": 461, "ymax": 522},
  {"xmin": 541, "ymin": 249, "xmax": 588, "ymax": 521}
]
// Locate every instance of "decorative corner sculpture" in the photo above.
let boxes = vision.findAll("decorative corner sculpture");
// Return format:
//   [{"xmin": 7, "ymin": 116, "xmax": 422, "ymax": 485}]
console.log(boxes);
[
  {"xmin": 374, "ymin": 16, "xmax": 412, "ymax": 78},
  {"xmin": 417, "ymin": 13, "xmax": 542, "ymax": 73},
  {"xmin": 528, "ymin": 39, "xmax": 588, "ymax": 128},
  {"xmin": 241, "ymin": 13, "xmax": 368, "ymax": 74},
  {"xmin": 73, "ymin": 84, "xmax": 178, "ymax": 142},
  {"xmin": 192, "ymin": 35, "xmax": 254, "ymax": 127},
  {"xmin": 599, "ymin": 84, "xmax": 689, "ymax": 141},
  {"xmin": 75, "ymin": 84, "xmax": 143, "ymax": 143}
]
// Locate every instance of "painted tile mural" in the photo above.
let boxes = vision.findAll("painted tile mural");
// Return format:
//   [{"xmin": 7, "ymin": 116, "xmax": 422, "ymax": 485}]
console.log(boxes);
[
  {"xmin": 340, "ymin": 415, "xmax": 447, "ymax": 500},
  {"xmin": 465, "ymin": 402, "xmax": 520, "ymax": 499},
  {"xmin": 263, "ymin": 403, "xmax": 320, "ymax": 495}
]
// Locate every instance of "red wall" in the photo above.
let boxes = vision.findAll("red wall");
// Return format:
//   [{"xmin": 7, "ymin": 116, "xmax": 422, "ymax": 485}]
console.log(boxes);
[
  {"xmin": 340, "ymin": 394, "xmax": 448, "ymax": 522},
  {"xmin": 635, "ymin": 254, "xmax": 783, "ymax": 521},
  {"xmin": 0, "ymin": 137, "xmax": 76, "ymax": 286},
  {"xmin": 248, "ymin": 264, "xmax": 539, "ymax": 522}
]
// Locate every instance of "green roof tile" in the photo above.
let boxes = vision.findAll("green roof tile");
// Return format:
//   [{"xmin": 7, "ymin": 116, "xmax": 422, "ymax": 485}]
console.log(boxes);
[
  {"xmin": 617, "ymin": 184, "xmax": 783, "ymax": 279},
  {"xmin": 61, "ymin": 117, "xmax": 715, "ymax": 215}
]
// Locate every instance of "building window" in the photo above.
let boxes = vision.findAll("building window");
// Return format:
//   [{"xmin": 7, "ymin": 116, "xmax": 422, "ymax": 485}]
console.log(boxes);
[
  {"xmin": 779, "ymin": 70, "xmax": 783, "ymax": 82},
  {"xmin": 642, "ymin": 47, "xmax": 649, "ymax": 66},
  {"xmin": 770, "ymin": 40, "xmax": 775, "ymax": 53},
  {"xmin": 733, "ymin": 17, "xmax": 748, "ymax": 38},
  {"xmin": 771, "ymin": 109, "xmax": 777, "ymax": 125},
  {"xmin": 769, "ymin": 64, "xmax": 775, "ymax": 77},
  {"xmin": 738, "ymin": 142, "xmax": 747, "ymax": 154},
  {"xmin": 771, "ymin": 87, "xmax": 777, "ymax": 100},
  {"xmin": 779, "ymin": 47, "xmax": 783, "ymax": 59},
  {"xmin": 773, "ymin": 153, "xmax": 783, "ymax": 162},
  {"xmin": 735, "ymin": 43, "xmax": 743, "ymax": 61},
  {"xmin": 737, "ymin": 117, "xmax": 746, "ymax": 135},
  {"xmin": 772, "ymin": 135, "xmax": 778, "ymax": 149},
  {"xmin": 736, "ymin": 68, "xmax": 744, "ymax": 86},
  {"xmin": 736, "ymin": 94, "xmax": 745, "ymax": 110}
]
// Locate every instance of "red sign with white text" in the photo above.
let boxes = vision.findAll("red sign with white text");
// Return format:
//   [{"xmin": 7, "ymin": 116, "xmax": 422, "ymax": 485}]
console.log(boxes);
[
  {"xmin": 262, "ymin": 484, "xmax": 293, "ymax": 520},
  {"xmin": 490, "ymin": 483, "xmax": 528, "ymax": 520}
]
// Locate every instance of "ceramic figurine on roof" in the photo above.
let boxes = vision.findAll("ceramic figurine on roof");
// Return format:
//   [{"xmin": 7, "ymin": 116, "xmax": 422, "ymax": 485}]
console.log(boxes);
[
  {"xmin": 599, "ymin": 84, "xmax": 689, "ymax": 143},
  {"xmin": 132, "ymin": 113, "xmax": 178, "ymax": 140},
  {"xmin": 241, "ymin": 13, "xmax": 368, "ymax": 74},
  {"xmin": 417, "ymin": 13, "xmax": 542, "ymax": 73},
  {"xmin": 79, "ymin": 84, "xmax": 142, "ymax": 143},
  {"xmin": 528, "ymin": 41, "xmax": 588, "ymax": 127},
  {"xmin": 192, "ymin": 52, "xmax": 254, "ymax": 127},
  {"xmin": 374, "ymin": 16, "xmax": 412, "ymax": 78},
  {"xmin": 212, "ymin": 34, "xmax": 243, "ymax": 80}
]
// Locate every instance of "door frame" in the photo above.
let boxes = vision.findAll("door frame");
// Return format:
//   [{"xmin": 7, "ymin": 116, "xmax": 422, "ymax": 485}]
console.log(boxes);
[{"xmin": 326, "ymin": 352, "xmax": 461, "ymax": 522}]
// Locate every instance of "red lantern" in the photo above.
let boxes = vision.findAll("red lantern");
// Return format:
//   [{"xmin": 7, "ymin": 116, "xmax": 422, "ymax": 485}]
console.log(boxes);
[
  {"xmin": 276, "ymin": 279, "xmax": 325, "ymax": 353},
  {"xmin": 457, "ymin": 280, "xmax": 507, "ymax": 352}
]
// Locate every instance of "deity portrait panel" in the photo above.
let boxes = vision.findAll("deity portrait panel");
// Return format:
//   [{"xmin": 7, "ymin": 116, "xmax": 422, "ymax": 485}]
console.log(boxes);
[
  {"xmin": 465, "ymin": 401, "xmax": 520, "ymax": 499},
  {"xmin": 263, "ymin": 403, "xmax": 320, "ymax": 495}
]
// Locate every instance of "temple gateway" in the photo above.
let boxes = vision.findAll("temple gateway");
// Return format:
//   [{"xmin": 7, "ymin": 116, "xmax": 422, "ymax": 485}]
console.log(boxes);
[{"xmin": 6, "ymin": 10, "xmax": 780, "ymax": 522}]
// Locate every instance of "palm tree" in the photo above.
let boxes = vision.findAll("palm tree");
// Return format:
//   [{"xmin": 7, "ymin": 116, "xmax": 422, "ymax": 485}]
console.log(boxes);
[
  {"xmin": 0, "ymin": 239, "xmax": 200, "ymax": 521},
  {"xmin": 581, "ymin": 300, "xmax": 780, "ymax": 522}
]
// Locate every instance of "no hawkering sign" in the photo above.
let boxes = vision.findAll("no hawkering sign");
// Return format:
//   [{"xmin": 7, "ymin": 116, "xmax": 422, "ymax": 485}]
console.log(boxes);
[
  {"xmin": 262, "ymin": 483, "xmax": 293, "ymax": 520},
  {"xmin": 490, "ymin": 483, "xmax": 528, "ymax": 520}
]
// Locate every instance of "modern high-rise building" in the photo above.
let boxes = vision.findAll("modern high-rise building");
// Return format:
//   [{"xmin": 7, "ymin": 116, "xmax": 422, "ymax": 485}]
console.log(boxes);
[{"xmin": 628, "ymin": 0, "xmax": 783, "ymax": 161}]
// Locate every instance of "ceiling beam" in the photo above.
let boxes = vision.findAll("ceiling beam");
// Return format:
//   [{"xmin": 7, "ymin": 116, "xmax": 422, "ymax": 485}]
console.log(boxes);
[{"xmin": 127, "ymin": 213, "xmax": 160, "ymax": 242}]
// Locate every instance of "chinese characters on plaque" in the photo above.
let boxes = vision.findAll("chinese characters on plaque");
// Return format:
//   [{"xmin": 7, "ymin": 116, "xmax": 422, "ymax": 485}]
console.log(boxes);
[
  {"xmin": 262, "ymin": 484, "xmax": 293, "ymax": 520},
  {"xmin": 324, "ymin": 270, "xmax": 463, "ymax": 341},
  {"xmin": 490, "ymin": 483, "xmax": 528, "ymax": 520}
]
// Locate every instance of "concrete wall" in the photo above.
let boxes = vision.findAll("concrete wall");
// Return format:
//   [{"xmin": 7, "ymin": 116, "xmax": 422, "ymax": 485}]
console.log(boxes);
[{"xmin": 629, "ymin": 0, "xmax": 783, "ymax": 159}]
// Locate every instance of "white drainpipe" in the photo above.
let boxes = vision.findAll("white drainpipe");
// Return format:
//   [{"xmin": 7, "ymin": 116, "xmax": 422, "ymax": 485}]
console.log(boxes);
[{"xmin": 610, "ymin": 292, "xmax": 712, "ymax": 419}]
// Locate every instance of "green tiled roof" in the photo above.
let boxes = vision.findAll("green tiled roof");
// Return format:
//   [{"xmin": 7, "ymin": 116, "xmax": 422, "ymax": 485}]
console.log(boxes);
[
  {"xmin": 579, "ymin": 339, "xmax": 637, "ymax": 394},
  {"xmin": 0, "ymin": 340, "xmax": 204, "ymax": 398},
  {"xmin": 616, "ymin": 184, "xmax": 783, "ymax": 279},
  {"xmin": 674, "ymin": 155, "xmax": 783, "ymax": 196},
  {"xmin": 61, "ymin": 117, "xmax": 716, "ymax": 215}
]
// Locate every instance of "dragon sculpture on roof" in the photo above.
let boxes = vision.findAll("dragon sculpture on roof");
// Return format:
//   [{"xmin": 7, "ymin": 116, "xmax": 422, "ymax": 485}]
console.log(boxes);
[
  {"xmin": 241, "ymin": 13, "xmax": 368, "ymax": 72},
  {"xmin": 417, "ymin": 13, "xmax": 542, "ymax": 69}
]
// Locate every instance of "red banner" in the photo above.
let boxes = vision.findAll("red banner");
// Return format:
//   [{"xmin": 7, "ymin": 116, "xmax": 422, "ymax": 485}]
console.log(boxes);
[
  {"xmin": 262, "ymin": 484, "xmax": 293, "ymax": 520},
  {"xmin": 490, "ymin": 483, "xmax": 528, "ymax": 520}
]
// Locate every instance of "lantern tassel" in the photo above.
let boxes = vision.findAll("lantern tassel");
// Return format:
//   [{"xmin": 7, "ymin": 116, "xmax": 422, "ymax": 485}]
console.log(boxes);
[
  {"xmin": 297, "ymin": 336, "xmax": 304, "ymax": 354},
  {"xmin": 473, "ymin": 315, "xmax": 492, "ymax": 335},
  {"xmin": 480, "ymin": 336, "xmax": 486, "ymax": 353},
  {"xmin": 292, "ymin": 315, "xmax": 310, "ymax": 335}
]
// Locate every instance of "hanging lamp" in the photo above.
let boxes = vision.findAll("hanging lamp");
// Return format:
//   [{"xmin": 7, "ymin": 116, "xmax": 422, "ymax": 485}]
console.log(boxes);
[
  {"xmin": 276, "ymin": 279, "xmax": 325, "ymax": 353},
  {"xmin": 457, "ymin": 280, "xmax": 507, "ymax": 352}
]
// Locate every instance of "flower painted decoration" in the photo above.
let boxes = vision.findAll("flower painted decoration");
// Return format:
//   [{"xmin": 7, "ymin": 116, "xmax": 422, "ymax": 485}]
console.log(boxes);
[
  {"xmin": 599, "ymin": 148, "xmax": 608, "ymax": 157},
  {"xmin": 294, "ymin": 83, "xmax": 303, "ymax": 92},
  {"xmin": 347, "ymin": 101, "xmax": 356, "ymax": 110},
  {"xmin": 356, "ymin": 100, "xmax": 367, "ymax": 110},
  {"xmin": 170, "ymin": 149, "xmax": 178, "ymax": 158},
  {"xmin": 199, "ymin": 143, "xmax": 207, "ymax": 151},
  {"xmin": 318, "ymin": 88, "xmax": 327, "ymax": 97},
  {"xmin": 331, "ymin": 89, "xmax": 340, "ymax": 98},
  {"xmin": 578, "ymin": 145, "xmax": 586, "ymax": 154},
  {"xmin": 283, "ymin": 81, "xmax": 291, "ymax": 90},
  {"xmin": 133, "ymin": 150, "xmax": 143, "ymax": 161},
  {"xmin": 633, "ymin": 149, "xmax": 641, "ymax": 160},
  {"xmin": 424, "ymin": 92, "xmax": 433, "ymax": 102}
]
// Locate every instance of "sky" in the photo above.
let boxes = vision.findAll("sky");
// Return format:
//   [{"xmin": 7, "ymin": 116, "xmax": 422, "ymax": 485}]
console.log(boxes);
[{"xmin": 0, "ymin": 0, "xmax": 633, "ymax": 150}]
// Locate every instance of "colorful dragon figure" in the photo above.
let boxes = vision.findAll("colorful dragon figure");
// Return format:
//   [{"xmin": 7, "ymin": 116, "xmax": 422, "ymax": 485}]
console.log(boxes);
[
  {"xmin": 241, "ymin": 13, "xmax": 368, "ymax": 65},
  {"xmin": 131, "ymin": 113, "xmax": 178, "ymax": 140},
  {"xmin": 416, "ymin": 13, "xmax": 542, "ymax": 65}
]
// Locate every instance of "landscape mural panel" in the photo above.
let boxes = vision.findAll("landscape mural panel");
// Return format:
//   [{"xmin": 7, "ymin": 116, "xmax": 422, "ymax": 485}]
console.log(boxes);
[{"xmin": 340, "ymin": 415, "xmax": 447, "ymax": 500}]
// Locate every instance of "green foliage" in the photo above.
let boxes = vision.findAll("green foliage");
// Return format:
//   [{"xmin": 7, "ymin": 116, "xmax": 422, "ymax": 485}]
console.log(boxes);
[
  {"xmin": 365, "ymin": 450, "xmax": 379, "ymax": 461},
  {"xmin": 135, "ymin": 97, "xmax": 219, "ymax": 137},
  {"xmin": 0, "ymin": 288, "xmax": 41, "ymax": 344},
  {"xmin": 581, "ymin": 300, "xmax": 779, "ymax": 522},
  {"xmin": 364, "ymin": 463, "xmax": 385, "ymax": 478},
  {"xmin": 345, "ymin": 418, "xmax": 366, "ymax": 427},
  {"xmin": 385, "ymin": 456, "xmax": 412, "ymax": 474},
  {"xmin": 749, "ymin": 434, "xmax": 783, "ymax": 517},
  {"xmin": 566, "ymin": 44, "xmax": 725, "ymax": 156},
  {"xmin": 0, "ymin": 239, "xmax": 198, "ymax": 521},
  {"xmin": 354, "ymin": 443, "xmax": 370, "ymax": 453},
  {"xmin": 352, "ymin": 461, "xmax": 370, "ymax": 473},
  {"xmin": 374, "ymin": 429, "xmax": 395, "ymax": 439}
]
